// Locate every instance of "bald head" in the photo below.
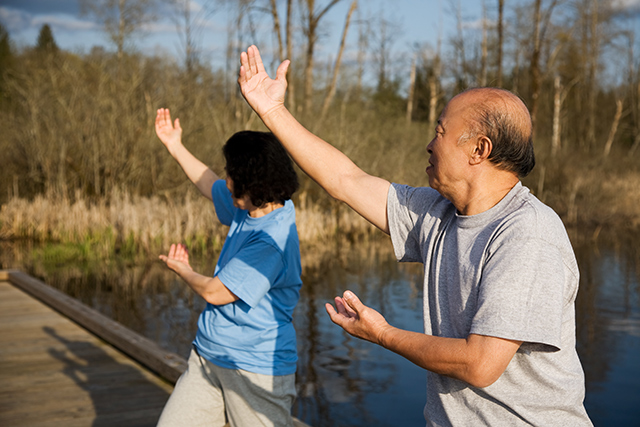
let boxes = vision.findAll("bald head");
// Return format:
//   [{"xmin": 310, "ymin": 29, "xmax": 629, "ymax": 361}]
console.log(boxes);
[{"xmin": 454, "ymin": 88, "xmax": 535, "ymax": 177}]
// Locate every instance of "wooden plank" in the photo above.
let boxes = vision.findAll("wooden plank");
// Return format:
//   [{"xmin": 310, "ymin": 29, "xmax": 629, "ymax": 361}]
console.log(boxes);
[
  {"xmin": 0, "ymin": 280, "xmax": 172, "ymax": 427},
  {"xmin": 4, "ymin": 269, "xmax": 187, "ymax": 384},
  {"xmin": 1, "ymin": 270, "xmax": 313, "ymax": 427}
]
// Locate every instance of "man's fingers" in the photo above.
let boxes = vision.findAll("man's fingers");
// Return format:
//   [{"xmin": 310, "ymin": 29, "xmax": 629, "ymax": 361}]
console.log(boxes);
[
  {"xmin": 250, "ymin": 45, "xmax": 266, "ymax": 74},
  {"xmin": 247, "ymin": 45, "xmax": 258, "ymax": 75},
  {"xmin": 342, "ymin": 290, "xmax": 364, "ymax": 316},
  {"xmin": 325, "ymin": 302, "xmax": 347, "ymax": 328},
  {"xmin": 334, "ymin": 297, "xmax": 349, "ymax": 316},
  {"xmin": 240, "ymin": 51, "xmax": 251, "ymax": 80},
  {"xmin": 325, "ymin": 302, "xmax": 337, "ymax": 317},
  {"xmin": 275, "ymin": 59, "xmax": 290, "ymax": 83}
]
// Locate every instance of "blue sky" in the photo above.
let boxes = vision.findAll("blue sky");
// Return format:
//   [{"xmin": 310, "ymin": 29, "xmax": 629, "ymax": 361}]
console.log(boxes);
[
  {"xmin": 1, "ymin": 0, "xmax": 639, "ymax": 84},
  {"xmin": 0, "ymin": 1, "xmax": 484, "ymax": 56}
]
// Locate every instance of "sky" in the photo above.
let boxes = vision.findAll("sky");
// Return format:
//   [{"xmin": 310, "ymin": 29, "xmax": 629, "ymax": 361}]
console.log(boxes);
[{"xmin": 1, "ymin": 0, "xmax": 639, "ymax": 81}]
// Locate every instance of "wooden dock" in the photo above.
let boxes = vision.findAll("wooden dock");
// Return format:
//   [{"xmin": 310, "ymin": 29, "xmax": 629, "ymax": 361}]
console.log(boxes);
[{"xmin": 0, "ymin": 269, "xmax": 310, "ymax": 427}]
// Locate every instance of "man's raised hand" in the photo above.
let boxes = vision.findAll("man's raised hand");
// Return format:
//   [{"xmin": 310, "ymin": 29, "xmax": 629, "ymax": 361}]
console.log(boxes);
[
  {"xmin": 238, "ymin": 45, "xmax": 290, "ymax": 119},
  {"xmin": 155, "ymin": 108, "xmax": 182, "ymax": 153}
]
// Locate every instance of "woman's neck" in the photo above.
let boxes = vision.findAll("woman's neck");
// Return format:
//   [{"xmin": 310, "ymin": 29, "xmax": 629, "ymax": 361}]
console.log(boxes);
[{"xmin": 248, "ymin": 201, "xmax": 284, "ymax": 218}]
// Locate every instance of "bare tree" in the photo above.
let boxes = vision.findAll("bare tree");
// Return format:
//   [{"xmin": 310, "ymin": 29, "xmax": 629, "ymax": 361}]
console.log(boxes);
[
  {"xmin": 371, "ymin": 12, "xmax": 401, "ymax": 93},
  {"xmin": 317, "ymin": 0, "xmax": 357, "ymax": 128},
  {"xmin": 529, "ymin": 0, "xmax": 542, "ymax": 137},
  {"xmin": 585, "ymin": 0, "xmax": 599, "ymax": 148},
  {"xmin": 171, "ymin": 0, "xmax": 216, "ymax": 74},
  {"xmin": 355, "ymin": 10, "xmax": 369, "ymax": 99},
  {"xmin": 267, "ymin": 0, "xmax": 296, "ymax": 110},
  {"xmin": 551, "ymin": 75, "xmax": 578, "ymax": 157},
  {"xmin": 428, "ymin": 42, "xmax": 442, "ymax": 131},
  {"xmin": 480, "ymin": 1, "xmax": 488, "ymax": 86},
  {"xmin": 80, "ymin": 0, "xmax": 157, "ymax": 63},
  {"xmin": 407, "ymin": 52, "xmax": 417, "ymax": 123},
  {"xmin": 496, "ymin": 0, "xmax": 504, "ymax": 87},
  {"xmin": 269, "ymin": 0, "xmax": 285, "ymax": 61},
  {"xmin": 528, "ymin": 0, "xmax": 560, "ymax": 138},
  {"xmin": 300, "ymin": 0, "xmax": 344, "ymax": 114},
  {"xmin": 603, "ymin": 98, "xmax": 623, "ymax": 158},
  {"xmin": 449, "ymin": 0, "xmax": 469, "ymax": 88}
]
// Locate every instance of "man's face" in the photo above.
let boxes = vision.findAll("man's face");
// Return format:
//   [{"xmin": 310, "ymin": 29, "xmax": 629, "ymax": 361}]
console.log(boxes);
[{"xmin": 425, "ymin": 94, "xmax": 475, "ymax": 197}]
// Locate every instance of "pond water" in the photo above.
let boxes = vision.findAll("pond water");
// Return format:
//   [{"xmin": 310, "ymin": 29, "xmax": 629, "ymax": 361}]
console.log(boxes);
[{"xmin": 1, "ymin": 229, "xmax": 639, "ymax": 426}]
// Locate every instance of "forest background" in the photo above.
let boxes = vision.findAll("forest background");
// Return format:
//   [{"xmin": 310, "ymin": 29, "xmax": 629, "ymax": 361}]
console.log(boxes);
[{"xmin": 1, "ymin": 0, "xmax": 640, "ymax": 260}]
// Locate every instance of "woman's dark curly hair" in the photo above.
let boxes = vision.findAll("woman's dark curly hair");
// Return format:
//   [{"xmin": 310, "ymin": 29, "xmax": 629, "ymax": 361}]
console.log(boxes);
[{"xmin": 223, "ymin": 131, "xmax": 299, "ymax": 207}]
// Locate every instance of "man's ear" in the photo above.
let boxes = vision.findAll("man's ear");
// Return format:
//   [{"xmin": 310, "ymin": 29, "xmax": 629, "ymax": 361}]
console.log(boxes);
[{"xmin": 470, "ymin": 136, "xmax": 492, "ymax": 165}]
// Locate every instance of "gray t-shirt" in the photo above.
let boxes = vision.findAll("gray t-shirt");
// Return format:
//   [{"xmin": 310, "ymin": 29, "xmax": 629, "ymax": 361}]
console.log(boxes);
[{"xmin": 387, "ymin": 182, "xmax": 592, "ymax": 426}]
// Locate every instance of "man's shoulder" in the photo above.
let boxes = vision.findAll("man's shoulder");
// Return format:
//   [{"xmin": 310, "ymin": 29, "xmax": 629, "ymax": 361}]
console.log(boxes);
[
  {"xmin": 497, "ymin": 186, "xmax": 572, "ymax": 249},
  {"xmin": 508, "ymin": 187, "xmax": 564, "ymax": 228},
  {"xmin": 389, "ymin": 183, "xmax": 448, "ymax": 213}
]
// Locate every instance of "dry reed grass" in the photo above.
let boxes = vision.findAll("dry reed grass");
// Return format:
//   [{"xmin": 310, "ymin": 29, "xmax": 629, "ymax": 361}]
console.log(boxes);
[{"xmin": 0, "ymin": 190, "xmax": 380, "ymax": 256}]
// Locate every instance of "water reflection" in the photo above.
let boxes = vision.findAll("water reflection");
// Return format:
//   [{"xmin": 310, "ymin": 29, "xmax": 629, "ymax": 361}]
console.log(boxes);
[
  {"xmin": 1, "ymin": 229, "xmax": 639, "ymax": 426},
  {"xmin": 572, "ymin": 230, "xmax": 640, "ymax": 426}
]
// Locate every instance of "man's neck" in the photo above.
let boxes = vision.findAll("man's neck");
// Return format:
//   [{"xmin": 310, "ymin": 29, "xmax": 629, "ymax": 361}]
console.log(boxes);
[{"xmin": 452, "ymin": 174, "xmax": 519, "ymax": 216}]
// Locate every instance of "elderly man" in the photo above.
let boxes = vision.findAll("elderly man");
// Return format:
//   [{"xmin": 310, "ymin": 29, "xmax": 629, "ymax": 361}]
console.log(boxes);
[{"xmin": 238, "ymin": 45, "xmax": 592, "ymax": 426}]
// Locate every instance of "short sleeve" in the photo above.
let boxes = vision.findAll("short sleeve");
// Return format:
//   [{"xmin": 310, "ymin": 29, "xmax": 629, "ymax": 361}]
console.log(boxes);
[
  {"xmin": 211, "ymin": 179, "xmax": 236, "ymax": 226},
  {"xmin": 470, "ymin": 237, "xmax": 565, "ymax": 350},
  {"xmin": 387, "ymin": 183, "xmax": 442, "ymax": 263},
  {"xmin": 216, "ymin": 240, "xmax": 285, "ymax": 308}
]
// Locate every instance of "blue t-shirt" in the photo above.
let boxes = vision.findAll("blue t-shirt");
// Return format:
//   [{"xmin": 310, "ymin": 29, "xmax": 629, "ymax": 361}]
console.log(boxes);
[{"xmin": 193, "ymin": 179, "xmax": 302, "ymax": 376}]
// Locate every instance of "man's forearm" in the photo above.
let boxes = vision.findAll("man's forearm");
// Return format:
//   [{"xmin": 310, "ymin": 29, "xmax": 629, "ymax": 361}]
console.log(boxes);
[{"xmin": 378, "ymin": 327, "xmax": 521, "ymax": 388}]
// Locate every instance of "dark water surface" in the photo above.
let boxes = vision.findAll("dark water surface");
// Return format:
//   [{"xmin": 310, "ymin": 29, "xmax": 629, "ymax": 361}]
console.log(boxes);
[{"xmin": 1, "ymin": 230, "xmax": 639, "ymax": 426}]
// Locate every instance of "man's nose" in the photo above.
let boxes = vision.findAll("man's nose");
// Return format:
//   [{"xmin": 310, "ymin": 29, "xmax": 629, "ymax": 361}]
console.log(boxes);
[{"xmin": 426, "ymin": 139, "xmax": 434, "ymax": 153}]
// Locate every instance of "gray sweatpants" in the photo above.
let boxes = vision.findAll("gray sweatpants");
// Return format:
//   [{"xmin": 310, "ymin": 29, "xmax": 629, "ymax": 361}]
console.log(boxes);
[{"xmin": 157, "ymin": 348, "xmax": 296, "ymax": 427}]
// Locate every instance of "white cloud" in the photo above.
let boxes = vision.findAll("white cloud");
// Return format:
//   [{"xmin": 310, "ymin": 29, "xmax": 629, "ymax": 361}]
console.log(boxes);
[
  {"xmin": 0, "ymin": 6, "xmax": 96, "ymax": 33},
  {"xmin": 0, "ymin": 7, "xmax": 32, "ymax": 32},
  {"xmin": 611, "ymin": 0, "xmax": 640, "ymax": 12},
  {"xmin": 32, "ymin": 14, "xmax": 97, "ymax": 31}
]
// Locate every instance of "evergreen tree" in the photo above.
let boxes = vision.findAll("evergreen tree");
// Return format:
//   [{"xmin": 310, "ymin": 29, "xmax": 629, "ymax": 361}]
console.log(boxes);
[
  {"xmin": 36, "ymin": 24, "xmax": 58, "ymax": 54},
  {"xmin": 0, "ymin": 23, "xmax": 12, "ymax": 68},
  {"xmin": 0, "ymin": 23, "xmax": 13, "ymax": 103}
]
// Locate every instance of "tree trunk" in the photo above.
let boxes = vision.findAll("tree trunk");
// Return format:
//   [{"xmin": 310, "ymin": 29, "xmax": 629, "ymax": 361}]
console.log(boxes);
[
  {"xmin": 529, "ymin": 0, "xmax": 542, "ymax": 139},
  {"xmin": 317, "ymin": 0, "xmax": 357, "ymax": 129},
  {"xmin": 480, "ymin": 1, "xmax": 488, "ymax": 86},
  {"xmin": 270, "ymin": 0, "xmax": 284, "ymax": 62},
  {"xmin": 302, "ymin": 0, "xmax": 343, "ymax": 114},
  {"xmin": 496, "ymin": 0, "xmax": 504, "ymax": 87},
  {"xmin": 118, "ymin": 0, "xmax": 125, "ymax": 63},
  {"xmin": 551, "ymin": 75, "xmax": 562, "ymax": 157},
  {"xmin": 285, "ymin": 0, "xmax": 295, "ymax": 112},
  {"xmin": 407, "ymin": 52, "xmax": 417, "ymax": 124},
  {"xmin": 428, "ymin": 43, "xmax": 441, "ymax": 132},
  {"xmin": 586, "ymin": 0, "xmax": 599, "ymax": 148},
  {"xmin": 603, "ymin": 99, "xmax": 623, "ymax": 158}
]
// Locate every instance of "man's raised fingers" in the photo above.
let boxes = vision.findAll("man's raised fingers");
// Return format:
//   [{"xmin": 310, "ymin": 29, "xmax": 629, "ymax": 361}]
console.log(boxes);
[{"xmin": 240, "ymin": 51, "xmax": 251, "ymax": 80}]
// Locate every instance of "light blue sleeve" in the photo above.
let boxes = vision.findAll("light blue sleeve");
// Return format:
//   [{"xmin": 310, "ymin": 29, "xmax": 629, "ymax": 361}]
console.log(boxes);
[
  {"xmin": 216, "ymin": 240, "xmax": 285, "ymax": 308},
  {"xmin": 211, "ymin": 179, "xmax": 236, "ymax": 226}
]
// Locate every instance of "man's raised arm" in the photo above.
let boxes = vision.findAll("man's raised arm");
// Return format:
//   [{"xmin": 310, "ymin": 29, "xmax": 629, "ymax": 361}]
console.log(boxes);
[{"xmin": 238, "ymin": 45, "xmax": 391, "ymax": 233}]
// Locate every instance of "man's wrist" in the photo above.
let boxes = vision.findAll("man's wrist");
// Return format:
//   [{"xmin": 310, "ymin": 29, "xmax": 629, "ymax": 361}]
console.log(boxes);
[
  {"xmin": 261, "ymin": 104, "xmax": 288, "ymax": 126},
  {"xmin": 376, "ymin": 324, "xmax": 395, "ymax": 348}
]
